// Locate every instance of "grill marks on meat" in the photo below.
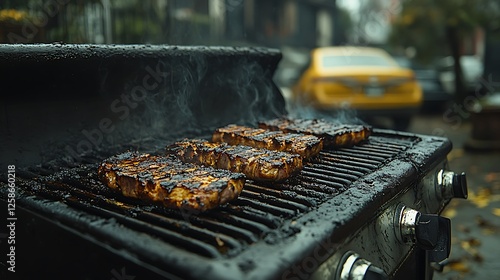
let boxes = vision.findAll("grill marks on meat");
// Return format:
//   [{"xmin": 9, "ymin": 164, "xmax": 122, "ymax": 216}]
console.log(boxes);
[
  {"xmin": 168, "ymin": 140, "xmax": 303, "ymax": 181},
  {"xmin": 259, "ymin": 118, "xmax": 372, "ymax": 148},
  {"xmin": 97, "ymin": 119, "xmax": 368, "ymax": 210},
  {"xmin": 98, "ymin": 152, "xmax": 245, "ymax": 211},
  {"xmin": 212, "ymin": 125, "xmax": 323, "ymax": 159}
]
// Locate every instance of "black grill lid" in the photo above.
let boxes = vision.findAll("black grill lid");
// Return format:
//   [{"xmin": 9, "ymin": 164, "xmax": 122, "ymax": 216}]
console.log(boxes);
[
  {"xmin": 0, "ymin": 44, "xmax": 283, "ymax": 99},
  {"xmin": 0, "ymin": 44, "xmax": 286, "ymax": 168}
]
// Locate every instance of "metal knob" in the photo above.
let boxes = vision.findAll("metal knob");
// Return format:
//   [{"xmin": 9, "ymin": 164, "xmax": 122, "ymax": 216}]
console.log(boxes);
[
  {"xmin": 415, "ymin": 214, "xmax": 440, "ymax": 250},
  {"xmin": 337, "ymin": 252, "xmax": 388, "ymax": 280},
  {"xmin": 437, "ymin": 170, "xmax": 468, "ymax": 199},
  {"xmin": 452, "ymin": 172, "xmax": 468, "ymax": 199},
  {"xmin": 396, "ymin": 205, "xmax": 451, "ymax": 263}
]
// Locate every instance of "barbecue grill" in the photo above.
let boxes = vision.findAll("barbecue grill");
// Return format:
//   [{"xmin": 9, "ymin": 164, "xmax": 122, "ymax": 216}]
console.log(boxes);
[{"xmin": 0, "ymin": 44, "xmax": 467, "ymax": 280}]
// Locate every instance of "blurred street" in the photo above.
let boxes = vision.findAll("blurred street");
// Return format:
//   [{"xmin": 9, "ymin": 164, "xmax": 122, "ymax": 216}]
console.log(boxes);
[{"xmin": 409, "ymin": 113, "xmax": 500, "ymax": 280}]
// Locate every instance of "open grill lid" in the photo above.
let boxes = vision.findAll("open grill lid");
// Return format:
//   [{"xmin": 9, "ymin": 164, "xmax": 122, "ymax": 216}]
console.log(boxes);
[{"xmin": 0, "ymin": 44, "xmax": 286, "ymax": 168}]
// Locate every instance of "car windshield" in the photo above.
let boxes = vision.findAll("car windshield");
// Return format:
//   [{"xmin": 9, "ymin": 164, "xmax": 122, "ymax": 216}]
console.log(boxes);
[{"xmin": 321, "ymin": 55, "xmax": 395, "ymax": 67}]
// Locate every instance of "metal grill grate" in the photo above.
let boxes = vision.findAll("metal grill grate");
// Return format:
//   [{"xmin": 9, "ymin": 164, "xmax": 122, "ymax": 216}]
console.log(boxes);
[{"xmin": 4, "ymin": 134, "xmax": 417, "ymax": 258}]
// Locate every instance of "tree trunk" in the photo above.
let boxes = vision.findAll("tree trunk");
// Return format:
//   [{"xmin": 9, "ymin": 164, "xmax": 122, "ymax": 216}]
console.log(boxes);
[{"xmin": 446, "ymin": 25, "xmax": 466, "ymax": 102}]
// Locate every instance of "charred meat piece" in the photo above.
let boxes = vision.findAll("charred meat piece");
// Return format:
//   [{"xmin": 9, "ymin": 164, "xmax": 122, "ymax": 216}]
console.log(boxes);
[
  {"xmin": 98, "ymin": 152, "xmax": 245, "ymax": 211},
  {"xmin": 259, "ymin": 118, "xmax": 372, "ymax": 148},
  {"xmin": 168, "ymin": 140, "xmax": 303, "ymax": 181},
  {"xmin": 212, "ymin": 124, "xmax": 323, "ymax": 159}
]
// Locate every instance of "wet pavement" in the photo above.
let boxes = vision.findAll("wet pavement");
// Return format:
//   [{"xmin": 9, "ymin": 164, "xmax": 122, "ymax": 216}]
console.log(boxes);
[{"xmin": 409, "ymin": 113, "xmax": 500, "ymax": 280}]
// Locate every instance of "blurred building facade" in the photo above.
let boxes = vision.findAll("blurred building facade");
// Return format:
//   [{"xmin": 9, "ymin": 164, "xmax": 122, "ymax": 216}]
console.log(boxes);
[
  {"xmin": 1, "ymin": 0, "xmax": 347, "ymax": 48},
  {"xmin": 221, "ymin": 0, "xmax": 340, "ymax": 48}
]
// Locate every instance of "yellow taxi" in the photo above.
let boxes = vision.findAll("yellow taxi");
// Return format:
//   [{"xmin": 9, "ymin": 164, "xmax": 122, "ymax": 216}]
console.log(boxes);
[{"xmin": 291, "ymin": 47, "xmax": 422, "ymax": 129}]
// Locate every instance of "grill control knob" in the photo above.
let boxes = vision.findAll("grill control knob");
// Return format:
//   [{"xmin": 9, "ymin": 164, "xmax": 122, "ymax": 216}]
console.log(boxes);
[
  {"xmin": 396, "ymin": 205, "xmax": 451, "ymax": 263},
  {"xmin": 337, "ymin": 252, "xmax": 388, "ymax": 280},
  {"xmin": 437, "ymin": 170, "xmax": 468, "ymax": 199}
]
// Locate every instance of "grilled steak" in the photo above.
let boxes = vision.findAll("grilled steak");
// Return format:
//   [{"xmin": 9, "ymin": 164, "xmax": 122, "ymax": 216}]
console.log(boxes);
[
  {"xmin": 98, "ymin": 152, "xmax": 245, "ymax": 211},
  {"xmin": 259, "ymin": 118, "xmax": 372, "ymax": 148},
  {"xmin": 168, "ymin": 139, "xmax": 303, "ymax": 181},
  {"xmin": 212, "ymin": 124, "xmax": 323, "ymax": 158}
]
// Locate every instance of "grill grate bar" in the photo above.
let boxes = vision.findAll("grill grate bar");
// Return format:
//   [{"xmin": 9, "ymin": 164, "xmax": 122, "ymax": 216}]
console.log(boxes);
[
  {"xmin": 319, "ymin": 152, "xmax": 380, "ymax": 169},
  {"xmin": 303, "ymin": 166, "xmax": 361, "ymax": 181},
  {"xmin": 155, "ymin": 206, "xmax": 273, "ymax": 238},
  {"xmin": 134, "ymin": 210, "xmax": 243, "ymax": 253},
  {"xmin": 341, "ymin": 146, "xmax": 400, "ymax": 159},
  {"xmin": 63, "ymin": 197, "xmax": 221, "ymax": 258},
  {"xmin": 203, "ymin": 209, "xmax": 274, "ymax": 234},
  {"xmin": 368, "ymin": 136, "xmax": 416, "ymax": 149},
  {"xmin": 233, "ymin": 196, "xmax": 297, "ymax": 218},
  {"xmin": 220, "ymin": 206, "xmax": 282, "ymax": 229},
  {"xmin": 305, "ymin": 164, "xmax": 365, "ymax": 178},
  {"xmin": 308, "ymin": 160, "xmax": 372, "ymax": 174},
  {"xmin": 50, "ymin": 168, "xmax": 284, "ymax": 240},
  {"xmin": 42, "ymin": 170, "xmax": 284, "ymax": 247},
  {"xmin": 240, "ymin": 189, "xmax": 309, "ymax": 212},
  {"xmin": 264, "ymin": 182, "xmax": 330, "ymax": 199},
  {"xmin": 361, "ymin": 143, "xmax": 407, "ymax": 153},
  {"xmin": 150, "ymin": 208, "xmax": 260, "ymax": 243},
  {"xmin": 244, "ymin": 183, "xmax": 317, "ymax": 207},
  {"xmin": 331, "ymin": 150, "xmax": 387, "ymax": 162},
  {"xmin": 296, "ymin": 174, "xmax": 345, "ymax": 191},
  {"xmin": 300, "ymin": 170, "xmax": 352, "ymax": 186},
  {"xmin": 43, "ymin": 181, "xmax": 247, "ymax": 254}
]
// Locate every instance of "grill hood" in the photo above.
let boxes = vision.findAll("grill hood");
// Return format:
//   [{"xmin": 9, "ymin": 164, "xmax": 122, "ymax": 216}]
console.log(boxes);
[{"xmin": 0, "ymin": 44, "xmax": 286, "ymax": 168}]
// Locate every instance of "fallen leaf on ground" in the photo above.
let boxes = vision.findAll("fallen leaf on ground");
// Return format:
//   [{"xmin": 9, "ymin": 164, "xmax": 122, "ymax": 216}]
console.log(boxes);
[
  {"xmin": 215, "ymin": 236, "xmax": 224, "ymax": 246},
  {"xmin": 460, "ymin": 238, "xmax": 484, "ymax": 263},
  {"xmin": 443, "ymin": 208, "xmax": 457, "ymax": 219},
  {"xmin": 447, "ymin": 259, "xmax": 470, "ymax": 273},
  {"xmin": 448, "ymin": 149, "xmax": 464, "ymax": 161},
  {"xmin": 476, "ymin": 215, "xmax": 500, "ymax": 233},
  {"xmin": 485, "ymin": 172, "xmax": 500, "ymax": 183},
  {"xmin": 472, "ymin": 252, "xmax": 484, "ymax": 263},
  {"xmin": 457, "ymin": 224, "xmax": 470, "ymax": 233},
  {"xmin": 461, "ymin": 238, "xmax": 481, "ymax": 248},
  {"xmin": 491, "ymin": 194, "xmax": 500, "ymax": 202},
  {"xmin": 468, "ymin": 188, "xmax": 493, "ymax": 208},
  {"xmin": 481, "ymin": 228, "xmax": 495, "ymax": 235},
  {"xmin": 493, "ymin": 208, "xmax": 500, "ymax": 217}
]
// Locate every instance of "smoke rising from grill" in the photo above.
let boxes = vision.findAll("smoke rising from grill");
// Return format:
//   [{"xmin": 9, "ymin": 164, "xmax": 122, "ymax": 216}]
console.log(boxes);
[
  {"xmin": 103, "ymin": 52, "xmax": 286, "ymax": 153},
  {"xmin": 0, "ymin": 45, "xmax": 287, "ymax": 167},
  {"xmin": 286, "ymin": 101, "xmax": 364, "ymax": 125}
]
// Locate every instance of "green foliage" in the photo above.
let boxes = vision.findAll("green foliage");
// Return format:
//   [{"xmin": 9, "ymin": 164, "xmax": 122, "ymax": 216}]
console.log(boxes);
[{"xmin": 389, "ymin": 0, "xmax": 499, "ymax": 61}]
